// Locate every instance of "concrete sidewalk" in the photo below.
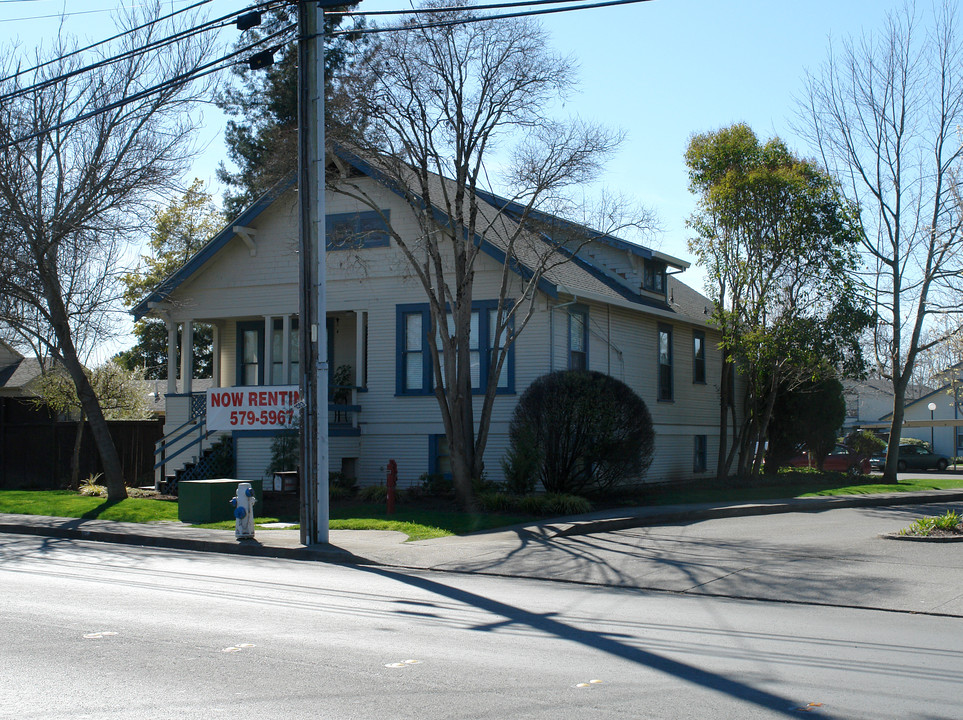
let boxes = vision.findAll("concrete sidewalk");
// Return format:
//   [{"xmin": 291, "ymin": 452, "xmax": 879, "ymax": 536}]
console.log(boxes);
[
  {"xmin": 2, "ymin": 488, "xmax": 962, "ymax": 567},
  {"xmin": 5, "ymin": 489, "xmax": 963, "ymax": 617}
]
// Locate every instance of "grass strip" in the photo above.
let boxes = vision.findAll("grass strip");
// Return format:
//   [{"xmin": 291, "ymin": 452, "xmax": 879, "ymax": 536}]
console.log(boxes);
[{"xmin": 2, "ymin": 475, "xmax": 962, "ymax": 540}]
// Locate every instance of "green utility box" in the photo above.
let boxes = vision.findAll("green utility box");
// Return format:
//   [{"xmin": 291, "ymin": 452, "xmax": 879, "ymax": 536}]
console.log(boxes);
[{"xmin": 178, "ymin": 478, "xmax": 264, "ymax": 524}]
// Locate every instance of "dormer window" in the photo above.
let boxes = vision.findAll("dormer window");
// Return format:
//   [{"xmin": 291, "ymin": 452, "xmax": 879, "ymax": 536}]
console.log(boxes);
[{"xmin": 643, "ymin": 259, "xmax": 666, "ymax": 294}]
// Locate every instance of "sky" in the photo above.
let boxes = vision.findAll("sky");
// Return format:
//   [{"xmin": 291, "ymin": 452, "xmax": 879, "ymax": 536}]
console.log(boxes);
[{"xmin": 0, "ymin": 0, "xmax": 915, "ymax": 359}]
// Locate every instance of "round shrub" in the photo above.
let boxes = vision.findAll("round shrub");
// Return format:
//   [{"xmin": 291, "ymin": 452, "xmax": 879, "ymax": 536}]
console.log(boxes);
[{"xmin": 509, "ymin": 370, "xmax": 654, "ymax": 497}]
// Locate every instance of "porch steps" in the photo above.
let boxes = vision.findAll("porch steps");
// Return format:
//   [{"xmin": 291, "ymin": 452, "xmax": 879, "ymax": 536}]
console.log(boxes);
[{"xmin": 160, "ymin": 442, "xmax": 226, "ymax": 496}]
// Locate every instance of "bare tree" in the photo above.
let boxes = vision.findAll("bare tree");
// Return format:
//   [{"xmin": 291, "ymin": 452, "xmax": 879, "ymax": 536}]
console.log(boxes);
[
  {"xmin": 799, "ymin": 1, "xmax": 963, "ymax": 481},
  {"xmin": 329, "ymin": 2, "xmax": 654, "ymax": 507},
  {"xmin": 0, "ymin": 3, "xmax": 217, "ymax": 500}
]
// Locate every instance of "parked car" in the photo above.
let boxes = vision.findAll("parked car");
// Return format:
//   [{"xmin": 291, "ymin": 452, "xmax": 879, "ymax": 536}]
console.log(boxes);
[
  {"xmin": 869, "ymin": 444, "xmax": 950, "ymax": 472},
  {"xmin": 788, "ymin": 444, "xmax": 871, "ymax": 475}
]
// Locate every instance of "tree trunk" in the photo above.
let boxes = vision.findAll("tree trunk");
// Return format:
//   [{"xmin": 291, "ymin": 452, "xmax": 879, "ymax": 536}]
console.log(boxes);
[
  {"xmin": 716, "ymin": 358, "xmax": 731, "ymax": 480},
  {"xmin": 883, "ymin": 376, "xmax": 910, "ymax": 483},
  {"xmin": 44, "ymin": 278, "xmax": 127, "ymax": 500},
  {"xmin": 70, "ymin": 412, "xmax": 84, "ymax": 489}
]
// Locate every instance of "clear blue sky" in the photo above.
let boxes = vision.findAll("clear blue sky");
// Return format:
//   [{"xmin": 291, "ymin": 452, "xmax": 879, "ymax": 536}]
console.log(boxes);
[{"xmin": 1, "ymin": 0, "xmax": 909, "ymax": 352}]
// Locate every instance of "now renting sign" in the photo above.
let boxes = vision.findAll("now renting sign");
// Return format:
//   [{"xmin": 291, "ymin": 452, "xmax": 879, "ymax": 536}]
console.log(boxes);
[{"xmin": 206, "ymin": 386, "xmax": 301, "ymax": 431}]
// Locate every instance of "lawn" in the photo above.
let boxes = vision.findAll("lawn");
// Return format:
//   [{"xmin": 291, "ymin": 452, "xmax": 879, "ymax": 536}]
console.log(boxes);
[
  {"xmin": 632, "ymin": 473, "xmax": 963, "ymax": 507},
  {"xmin": 2, "ymin": 473, "xmax": 961, "ymax": 540},
  {"xmin": 0, "ymin": 489, "xmax": 181, "ymax": 523}
]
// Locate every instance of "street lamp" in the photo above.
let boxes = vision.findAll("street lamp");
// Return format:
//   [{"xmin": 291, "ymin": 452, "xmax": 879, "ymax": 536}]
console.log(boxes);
[{"xmin": 928, "ymin": 402, "xmax": 937, "ymax": 451}]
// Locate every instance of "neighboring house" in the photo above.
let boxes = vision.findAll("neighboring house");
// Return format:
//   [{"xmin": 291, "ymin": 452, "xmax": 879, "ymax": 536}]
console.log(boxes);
[
  {"xmin": 132, "ymin": 155, "xmax": 733, "ymax": 490},
  {"xmin": 841, "ymin": 378, "xmax": 933, "ymax": 432},
  {"xmin": 876, "ymin": 383, "xmax": 963, "ymax": 459}
]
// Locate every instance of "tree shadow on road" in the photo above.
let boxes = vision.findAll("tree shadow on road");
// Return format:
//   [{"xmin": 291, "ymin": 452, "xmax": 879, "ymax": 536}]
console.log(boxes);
[
  {"xmin": 359, "ymin": 563, "xmax": 826, "ymax": 718},
  {"xmin": 425, "ymin": 520, "xmax": 938, "ymax": 611}
]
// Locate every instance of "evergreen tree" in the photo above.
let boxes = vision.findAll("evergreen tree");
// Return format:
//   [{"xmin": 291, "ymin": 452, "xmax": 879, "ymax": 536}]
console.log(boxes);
[{"xmin": 215, "ymin": 6, "xmax": 365, "ymax": 218}]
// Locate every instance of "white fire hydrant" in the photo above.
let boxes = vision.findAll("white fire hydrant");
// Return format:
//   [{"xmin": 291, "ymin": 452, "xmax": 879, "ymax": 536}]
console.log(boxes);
[{"xmin": 230, "ymin": 482, "xmax": 256, "ymax": 540}]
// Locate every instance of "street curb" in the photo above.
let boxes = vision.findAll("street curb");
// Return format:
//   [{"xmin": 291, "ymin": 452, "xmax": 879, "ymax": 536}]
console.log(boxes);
[
  {"xmin": 548, "ymin": 490, "xmax": 963, "ymax": 537},
  {"xmin": 0, "ymin": 518, "xmax": 378, "ymax": 564}
]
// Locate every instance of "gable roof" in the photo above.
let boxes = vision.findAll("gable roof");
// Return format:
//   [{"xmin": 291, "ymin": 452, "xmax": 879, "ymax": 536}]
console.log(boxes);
[
  {"xmin": 132, "ymin": 147, "xmax": 711, "ymax": 327},
  {"xmin": 329, "ymin": 146, "xmax": 709, "ymax": 324},
  {"xmin": 130, "ymin": 175, "xmax": 296, "ymax": 320}
]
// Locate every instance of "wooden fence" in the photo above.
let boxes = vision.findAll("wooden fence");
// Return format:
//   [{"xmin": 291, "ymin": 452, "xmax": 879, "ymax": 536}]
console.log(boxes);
[{"xmin": 0, "ymin": 397, "xmax": 163, "ymax": 489}]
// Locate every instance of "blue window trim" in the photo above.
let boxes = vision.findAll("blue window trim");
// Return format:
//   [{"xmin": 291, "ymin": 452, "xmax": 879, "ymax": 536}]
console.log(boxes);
[
  {"xmin": 658, "ymin": 323, "xmax": 674, "ymax": 402},
  {"xmin": 567, "ymin": 304, "xmax": 589, "ymax": 371},
  {"xmin": 480, "ymin": 299, "xmax": 515, "ymax": 395},
  {"xmin": 325, "ymin": 210, "xmax": 390, "ymax": 250},
  {"xmin": 396, "ymin": 300, "xmax": 515, "ymax": 397},
  {"xmin": 236, "ymin": 321, "xmax": 265, "ymax": 387},
  {"xmin": 692, "ymin": 329, "xmax": 707, "ymax": 385}
]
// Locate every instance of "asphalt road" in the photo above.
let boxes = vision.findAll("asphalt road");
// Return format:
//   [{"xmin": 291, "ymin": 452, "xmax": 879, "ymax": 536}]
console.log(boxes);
[{"xmin": 2, "ymin": 532, "xmax": 962, "ymax": 720}]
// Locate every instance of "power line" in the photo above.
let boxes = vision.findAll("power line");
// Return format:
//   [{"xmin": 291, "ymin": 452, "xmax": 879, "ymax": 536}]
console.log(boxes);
[
  {"xmin": 0, "ymin": 0, "xmax": 291, "ymax": 89},
  {"xmin": 0, "ymin": 2, "xmax": 270, "ymax": 104},
  {"xmin": 0, "ymin": 23, "xmax": 296, "ymax": 150},
  {"xmin": 0, "ymin": 2, "xmax": 162, "ymax": 23},
  {"xmin": 0, "ymin": 0, "xmax": 213, "ymax": 83},
  {"xmin": 328, "ymin": 0, "xmax": 616, "ymax": 17},
  {"xmin": 326, "ymin": 0, "xmax": 655, "ymax": 35}
]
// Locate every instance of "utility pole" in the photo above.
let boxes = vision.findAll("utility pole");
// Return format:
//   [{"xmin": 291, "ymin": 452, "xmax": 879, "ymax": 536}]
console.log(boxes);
[{"xmin": 298, "ymin": 1, "xmax": 329, "ymax": 544}]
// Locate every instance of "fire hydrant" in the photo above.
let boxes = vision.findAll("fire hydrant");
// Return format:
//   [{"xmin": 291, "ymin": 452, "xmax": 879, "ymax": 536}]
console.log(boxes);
[
  {"xmin": 230, "ymin": 482, "xmax": 256, "ymax": 540},
  {"xmin": 386, "ymin": 459, "xmax": 398, "ymax": 515}
]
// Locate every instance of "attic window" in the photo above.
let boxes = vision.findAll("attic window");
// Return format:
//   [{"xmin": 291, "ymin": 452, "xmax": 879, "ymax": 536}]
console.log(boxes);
[
  {"xmin": 325, "ymin": 210, "xmax": 390, "ymax": 250},
  {"xmin": 643, "ymin": 259, "xmax": 666, "ymax": 293}
]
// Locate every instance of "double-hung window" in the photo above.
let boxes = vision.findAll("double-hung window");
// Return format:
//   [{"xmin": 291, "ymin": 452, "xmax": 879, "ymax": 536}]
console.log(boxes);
[
  {"xmin": 488, "ymin": 307, "xmax": 510, "ymax": 390},
  {"xmin": 568, "ymin": 306, "xmax": 588, "ymax": 371},
  {"xmin": 436, "ymin": 311, "xmax": 481, "ymax": 390},
  {"xmin": 397, "ymin": 301, "xmax": 513, "ymax": 395},
  {"xmin": 658, "ymin": 324, "xmax": 673, "ymax": 401},
  {"xmin": 692, "ymin": 330, "xmax": 706, "ymax": 384},
  {"xmin": 400, "ymin": 308, "xmax": 427, "ymax": 394},
  {"xmin": 271, "ymin": 317, "xmax": 300, "ymax": 385},
  {"xmin": 236, "ymin": 321, "xmax": 263, "ymax": 386}
]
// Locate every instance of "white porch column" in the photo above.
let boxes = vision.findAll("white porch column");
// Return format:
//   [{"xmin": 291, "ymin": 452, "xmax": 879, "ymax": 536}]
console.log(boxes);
[
  {"xmin": 212, "ymin": 324, "xmax": 221, "ymax": 388},
  {"xmin": 181, "ymin": 321, "xmax": 193, "ymax": 395},
  {"xmin": 166, "ymin": 320, "xmax": 177, "ymax": 395},
  {"xmin": 263, "ymin": 315, "xmax": 274, "ymax": 386},
  {"xmin": 281, "ymin": 314, "xmax": 291, "ymax": 385}
]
